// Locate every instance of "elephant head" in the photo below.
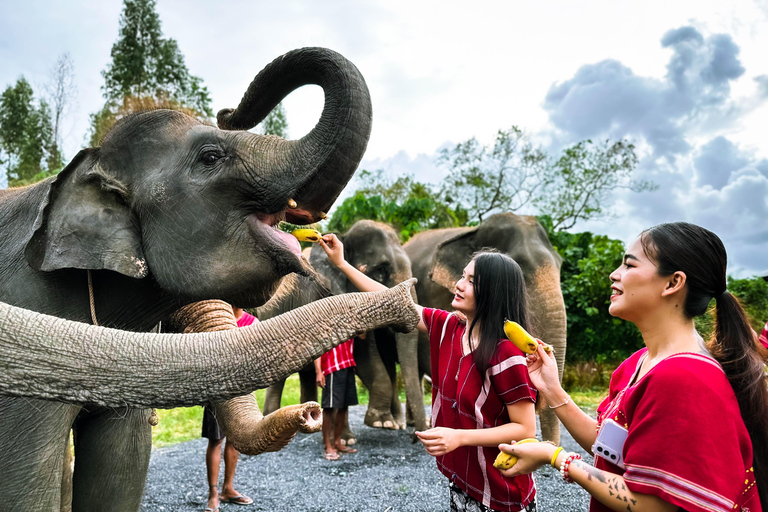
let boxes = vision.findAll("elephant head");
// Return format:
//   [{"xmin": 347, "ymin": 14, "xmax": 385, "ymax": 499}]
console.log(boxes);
[
  {"xmin": 23, "ymin": 47, "xmax": 372, "ymax": 309},
  {"xmin": 405, "ymin": 212, "xmax": 567, "ymax": 443}
]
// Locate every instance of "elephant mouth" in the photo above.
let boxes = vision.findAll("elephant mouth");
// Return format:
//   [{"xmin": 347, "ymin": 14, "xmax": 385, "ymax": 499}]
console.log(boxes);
[{"xmin": 247, "ymin": 213, "xmax": 302, "ymax": 259}]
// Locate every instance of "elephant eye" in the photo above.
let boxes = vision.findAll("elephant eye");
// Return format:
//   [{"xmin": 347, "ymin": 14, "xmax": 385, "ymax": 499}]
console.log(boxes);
[{"xmin": 200, "ymin": 150, "xmax": 223, "ymax": 166}]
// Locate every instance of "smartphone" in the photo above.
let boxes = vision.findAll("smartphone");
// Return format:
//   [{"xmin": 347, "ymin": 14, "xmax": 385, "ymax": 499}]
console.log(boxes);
[{"xmin": 592, "ymin": 419, "xmax": 628, "ymax": 469}]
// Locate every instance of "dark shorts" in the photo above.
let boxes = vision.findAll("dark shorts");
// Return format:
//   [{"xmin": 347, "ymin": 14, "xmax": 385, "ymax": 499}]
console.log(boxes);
[
  {"xmin": 201, "ymin": 405, "xmax": 224, "ymax": 441},
  {"xmin": 321, "ymin": 366, "xmax": 358, "ymax": 409}
]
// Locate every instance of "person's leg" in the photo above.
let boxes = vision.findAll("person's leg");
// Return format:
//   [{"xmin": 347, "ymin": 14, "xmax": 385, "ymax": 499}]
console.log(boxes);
[
  {"xmin": 220, "ymin": 441, "xmax": 252, "ymax": 504},
  {"xmin": 333, "ymin": 408, "xmax": 356, "ymax": 453},
  {"xmin": 322, "ymin": 407, "xmax": 339, "ymax": 459},
  {"xmin": 206, "ymin": 438, "xmax": 223, "ymax": 510}
]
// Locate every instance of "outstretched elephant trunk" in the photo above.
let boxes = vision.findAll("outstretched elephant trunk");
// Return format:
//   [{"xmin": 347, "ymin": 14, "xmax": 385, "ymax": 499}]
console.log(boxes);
[
  {"xmin": 527, "ymin": 264, "xmax": 567, "ymax": 445},
  {"xmin": 0, "ymin": 280, "xmax": 420, "ymax": 407},
  {"xmin": 217, "ymin": 47, "xmax": 372, "ymax": 224},
  {"xmin": 170, "ymin": 300, "xmax": 322, "ymax": 455}
]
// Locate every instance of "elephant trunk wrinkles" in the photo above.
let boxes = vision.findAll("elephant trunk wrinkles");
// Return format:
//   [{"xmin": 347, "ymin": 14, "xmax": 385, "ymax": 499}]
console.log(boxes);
[
  {"xmin": 217, "ymin": 47, "xmax": 372, "ymax": 221},
  {"xmin": 172, "ymin": 300, "xmax": 321, "ymax": 456},
  {"xmin": 0, "ymin": 280, "xmax": 419, "ymax": 408}
]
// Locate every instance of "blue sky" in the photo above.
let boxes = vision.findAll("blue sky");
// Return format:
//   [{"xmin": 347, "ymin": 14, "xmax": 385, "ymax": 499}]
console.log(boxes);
[{"xmin": 1, "ymin": 0, "xmax": 767, "ymax": 277}]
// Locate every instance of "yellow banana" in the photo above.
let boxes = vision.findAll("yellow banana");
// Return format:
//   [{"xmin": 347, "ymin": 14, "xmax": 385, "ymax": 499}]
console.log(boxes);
[
  {"xmin": 503, "ymin": 320, "xmax": 552, "ymax": 354},
  {"xmin": 291, "ymin": 228, "xmax": 322, "ymax": 243},
  {"xmin": 492, "ymin": 438, "xmax": 539, "ymax": 469}
]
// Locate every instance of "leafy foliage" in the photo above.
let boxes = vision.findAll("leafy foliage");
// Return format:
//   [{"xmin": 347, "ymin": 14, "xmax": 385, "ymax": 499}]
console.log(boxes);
[
  {"xmin": 0, "ymin": 77, "xmax": 61, "ymax": 187},
  {"xmin": 259, "ymin": 102, "xmax": 288, "ymax": 138},
  {"xmin": 437, "ymin": 126, "xmax": 547, "ymax": 223},
  {"xmin": 535, "ymin": 139, "xmax": 654, "ymax": 230},
  {"xmin": 540, "ymin": 215, "xmax": 644, "ymax": 362},
  {"xmin": 90, "ymin": 0, "xmax": 212, "ymax": 144},
  {"xmin": 327, "ymin": 170, "xmax": 464, "ymax": 241}
]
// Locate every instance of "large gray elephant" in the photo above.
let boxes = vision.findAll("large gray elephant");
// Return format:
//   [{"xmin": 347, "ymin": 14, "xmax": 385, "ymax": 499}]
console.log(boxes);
[
  {"xmin": 261, "ymin": 221, "xmax": 428, "ymax": 435},
  {"xmin": 404, "ymin": 212, "xmax": 568, "ymax": 444},
  {"xmin": 0, "ymin": 47, "xmax": 398, "ymax": 512}
]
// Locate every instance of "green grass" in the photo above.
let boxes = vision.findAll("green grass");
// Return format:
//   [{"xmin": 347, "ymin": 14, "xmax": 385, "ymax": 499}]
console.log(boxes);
[{"xmin": 152, "ymin": 365, "xmax": 611, "ymax": 449}]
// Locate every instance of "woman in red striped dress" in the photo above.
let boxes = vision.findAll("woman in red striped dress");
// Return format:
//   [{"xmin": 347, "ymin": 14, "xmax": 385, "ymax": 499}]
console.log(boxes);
[
  {"xmin": 498, "ymin": 222, "xmax": 768, "ymax": 512},
  {"xmin": 320, "ymin": 234, "xmax": 539, "ymax": 512}
]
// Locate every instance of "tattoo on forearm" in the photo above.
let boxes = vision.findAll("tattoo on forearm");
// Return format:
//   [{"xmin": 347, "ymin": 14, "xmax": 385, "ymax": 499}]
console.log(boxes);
[
  {"xmin": 573, "ymin": 460, "xmax": 607, "ymax": 483},
  {"xmin": 572, "ymin": 461, "xmax": 636, "ymax": 512}
]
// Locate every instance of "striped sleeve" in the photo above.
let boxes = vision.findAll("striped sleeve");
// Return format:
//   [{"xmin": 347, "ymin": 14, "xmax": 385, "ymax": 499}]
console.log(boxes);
[{"xmin": 489, "ymin": 340, "xmax": 537, "ymax": 405}]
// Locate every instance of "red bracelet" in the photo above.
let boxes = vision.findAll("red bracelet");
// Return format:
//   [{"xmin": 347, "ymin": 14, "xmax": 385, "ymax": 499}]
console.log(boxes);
[{"xmin": 559, "ymin": 453, "xmax": 582, "ymax": 483}]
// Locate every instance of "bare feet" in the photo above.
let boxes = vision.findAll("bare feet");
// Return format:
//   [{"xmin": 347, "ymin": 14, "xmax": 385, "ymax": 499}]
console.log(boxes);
[
  {"xmin": 324, "ymin": 449, "xmax": 340, "ymax": 461},
  {"xmin": 206, "ymin": 487, "xmax": 219, "ymax": 512},
  {"xmin": 335, "ymin": 442, "xmax": 357, "ymax": 454},
  {"xmin": 220, "ymin": 490, "xmax": 253, "ymax": 505}
]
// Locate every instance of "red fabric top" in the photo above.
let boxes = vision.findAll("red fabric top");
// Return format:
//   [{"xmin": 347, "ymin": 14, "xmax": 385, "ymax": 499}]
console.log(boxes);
[
  {"xmin": 236, "ymin": 311, "xmax": 257, "ymax": 328},
  {"xmin": 321, "ymin": 339, "xmax": 356, "ymax": 376},
  {"xmin": 759, "ymin": 321, "xmax": 768, "ymax": 350},
  {"xmin": 592, "ymin": 348, "xmax": 760, "ymax": 512},
  {"xmin": 424, "ymin": 308, "xmax": 537, "ymax": 512}
]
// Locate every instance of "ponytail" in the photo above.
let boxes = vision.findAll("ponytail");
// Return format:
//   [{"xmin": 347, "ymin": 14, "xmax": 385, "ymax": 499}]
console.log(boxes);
[
  {"xmin": 642, "ymin": 222, "xmax": 768, "ymax": 508},
  {"xmin": 710, "ymin": 291, "xmax": 768, "ymax": 507}
]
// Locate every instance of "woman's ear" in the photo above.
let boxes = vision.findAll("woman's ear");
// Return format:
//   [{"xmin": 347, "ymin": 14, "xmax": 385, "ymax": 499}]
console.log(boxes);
[{"xmin": 661, "ymin": 271, "xmax": 687, "ymax": 297}]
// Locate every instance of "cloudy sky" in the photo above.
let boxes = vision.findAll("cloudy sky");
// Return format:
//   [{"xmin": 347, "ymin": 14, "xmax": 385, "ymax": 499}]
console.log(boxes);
[{"xmin": 1, "ymin": 0, "xmax": 767, "ymax": 277}]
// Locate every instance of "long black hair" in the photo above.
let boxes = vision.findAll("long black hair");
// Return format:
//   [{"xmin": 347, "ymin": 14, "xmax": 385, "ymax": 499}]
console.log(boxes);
[
  {"xmin": 641, "ymin": 222, "xmax": 768, "ymax": 507},
  {"xmin": 467, "ymin": 251, "xmax": 531, "ymax": 381}
]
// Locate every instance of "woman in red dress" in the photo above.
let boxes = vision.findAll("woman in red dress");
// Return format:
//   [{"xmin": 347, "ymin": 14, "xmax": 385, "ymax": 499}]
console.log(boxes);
[
  {"xmin": 498, "ymin": 222, "xmax": 768, "ymax": 512},
  {"xmin": 320, "ymin": 234, "xmax": 539, "ymax": 512}
]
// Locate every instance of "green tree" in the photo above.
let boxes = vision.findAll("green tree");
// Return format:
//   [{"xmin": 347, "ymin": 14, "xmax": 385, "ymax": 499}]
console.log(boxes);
[
  {"xmin": 90, "ymin": 0, "xmax": 213, "ymax": 144},
  {"xmin": 327, "ymin": 171, "xmax": 464, "ymax": 241},
  {"xmin": 259, "ymin": 102, "xmax": 288, "ymax": 138},
  {"xmin": 535, "ymin": 139, "xmax": 654, "ymax": 230},
  {"xmin": 437, "ymin": 126, "xmax": 548, "ymax": 224},
  {"xmin": 0, "ymin": 77, "xmax": 58, "ymax": 187}
]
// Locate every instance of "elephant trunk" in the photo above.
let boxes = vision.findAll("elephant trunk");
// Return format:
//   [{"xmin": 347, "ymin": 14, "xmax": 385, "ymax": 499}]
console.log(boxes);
[
  {"xmin": 217, "ymin": 47, "xmax": 372, "ymax": 224},
  {"xmin": 0, "ymin": 280, "xmax": 419, "ymax": 408},
  {"xmin": 172, "ymin": 300, "xmax": 322, "ymax": 456},
  {"xmin": 527, "ymin": 264, "xmax": 567, "ymax": 444}
]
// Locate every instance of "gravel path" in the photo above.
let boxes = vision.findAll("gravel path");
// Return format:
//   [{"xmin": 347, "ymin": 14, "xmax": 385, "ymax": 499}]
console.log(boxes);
[{"xmin": 141, "ymin": 406, "xmax": 591, "ymax": 512}]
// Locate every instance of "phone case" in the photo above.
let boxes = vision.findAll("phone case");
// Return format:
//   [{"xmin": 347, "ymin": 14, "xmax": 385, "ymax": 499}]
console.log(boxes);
[{"xmin": 592, "ymin": 419, "xmax": 628, "ymax": 469}]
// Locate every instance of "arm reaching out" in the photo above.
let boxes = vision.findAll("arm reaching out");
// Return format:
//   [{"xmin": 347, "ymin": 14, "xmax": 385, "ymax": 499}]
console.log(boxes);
[{"xmin": 320, "ymin": 234, "xmax": 428, "ymax": 333}]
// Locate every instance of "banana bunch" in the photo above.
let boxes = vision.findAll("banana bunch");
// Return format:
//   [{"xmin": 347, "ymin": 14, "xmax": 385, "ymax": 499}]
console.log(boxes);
[
  {"xmin": 291, "ymin": 228, "xmax": 323, "ymax": 243},
  {"xmin": 503, "ymin": 320, "xmax": 552, "ymax": 355},
  {"xmin": 492, "ymin": 438, "xmax": 538, "ymax": 469}
]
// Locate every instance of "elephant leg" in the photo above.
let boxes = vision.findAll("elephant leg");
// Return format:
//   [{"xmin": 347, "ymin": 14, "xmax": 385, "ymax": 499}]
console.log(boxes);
[
  {"xmin": 0, "ymin": 397, "xmax": 79, "ymax": 511},
  {"xmin": 71, "ymin": 406, "xmax": 152, "ymax": 512},
  {"xmin": 354, "ymin": 330, "xmax": 398, "ymax": 429},
  {"xmin": 298, "ymin": 362, "xmax": 318, "ymax": 404},
  {"xmin": 397, "ymin": 330, "xmax": 428, "ymax": 431},
  {"xmin": 263, "ymin": 380, "xmax": 285, "ymax": 416}
]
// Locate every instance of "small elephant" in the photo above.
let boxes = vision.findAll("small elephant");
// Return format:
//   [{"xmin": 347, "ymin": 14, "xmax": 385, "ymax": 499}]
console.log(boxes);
[
  {"xmin": 261, "ymin": 221, "xmax": 429, "ymax": 435},
  {"xmin": 404, "ymin": 212, "xmax": 568, "ymax": 444},
  {"xmin": 0, "ymin": 47, "xmax": 379, "ymax": 512}
]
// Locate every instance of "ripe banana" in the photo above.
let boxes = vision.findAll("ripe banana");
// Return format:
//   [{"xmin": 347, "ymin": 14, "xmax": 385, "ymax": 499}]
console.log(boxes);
[
  {"xmin": 291, "ymin": 228, "xmax": 322, "ymax": 243},
  {"xmin": 492, "ymin": 438, "xmax": 539, "ymax": 469},
  {"xmin": 503, "ymin": 320, "xmax": 552, "ymax": 354}
]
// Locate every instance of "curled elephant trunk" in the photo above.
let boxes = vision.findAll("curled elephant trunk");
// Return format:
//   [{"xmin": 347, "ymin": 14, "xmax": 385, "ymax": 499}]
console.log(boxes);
[
  {"xmin": 217, "ymin": 47, "xmax": 372, "ymax": 224},
  {"xmin": 173, "ymin": 300, "xmax": 322, "ymax": 456},
  {"xmin": 0, "ymin": 280, "xmax": 419, "ymax": 408}
]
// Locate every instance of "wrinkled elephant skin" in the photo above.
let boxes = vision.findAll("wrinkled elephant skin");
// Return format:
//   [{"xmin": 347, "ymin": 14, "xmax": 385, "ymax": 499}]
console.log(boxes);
[{"xmin": 0, "ymin": 47, "xmax": 375, "ymax": 512}]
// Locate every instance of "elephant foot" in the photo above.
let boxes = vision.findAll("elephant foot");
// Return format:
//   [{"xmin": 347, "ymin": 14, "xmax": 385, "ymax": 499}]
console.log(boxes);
[
  {"xmin": 364, "ymin": 408, "xmax": 400, "ymax": 430},
  {"xmin": 340, "ymin": 425, "xmax": 357, "ymax": 446}
]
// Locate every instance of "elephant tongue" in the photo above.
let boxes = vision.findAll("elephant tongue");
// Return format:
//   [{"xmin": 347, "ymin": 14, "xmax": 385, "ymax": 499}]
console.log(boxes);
[{"xmin": 273, "ymin": 227, "xmax": 302, "ymax": 257}]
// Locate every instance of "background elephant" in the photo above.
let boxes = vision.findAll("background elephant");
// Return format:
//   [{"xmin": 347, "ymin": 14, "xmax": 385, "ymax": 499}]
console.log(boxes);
[
  {"xmin": 404, "ymin": 212, "xmax": 568, "ymax": 444},
  {"xmin": 261, "ymin": 220, "xmax": 429, "ymax": 435},
  {"xmin": 0, "ymin": 47, "xmax": 375, "ymax": 512}
]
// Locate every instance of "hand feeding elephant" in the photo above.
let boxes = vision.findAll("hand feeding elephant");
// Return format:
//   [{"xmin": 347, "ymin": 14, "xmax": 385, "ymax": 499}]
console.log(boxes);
[
  {"xmin": 403, "ymin": 212, "xmax": 567, "ymax": 444},
  {"xmin": 260, "ymin": 221, "xmax": 429, "ymax": 437},
  {"xmin": 0, "ymin": 47, "xmax": 397, "ymax": 512}
]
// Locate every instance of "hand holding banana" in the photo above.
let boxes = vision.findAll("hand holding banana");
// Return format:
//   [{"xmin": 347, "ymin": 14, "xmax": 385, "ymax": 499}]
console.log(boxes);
[
  {"xmin": 492, "ymin": 438, "xmax": 539, "ymax": 469},
  {"xmin": 503, "ymin": 320, "xmax": 552, "ymax": 355}
]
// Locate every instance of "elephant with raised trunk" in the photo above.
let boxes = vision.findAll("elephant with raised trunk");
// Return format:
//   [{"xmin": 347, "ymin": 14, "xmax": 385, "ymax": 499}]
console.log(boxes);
[
  {"xmin": 0, "ymin": 47, "xmax": 391, "ymax": 512},
  {"xmin": 261, "ymin": 221, "xmax": 428, "ymax": 435},
  {"xmin": 404, "ymin": 212, "xmax": 567, "ymax": 444}
]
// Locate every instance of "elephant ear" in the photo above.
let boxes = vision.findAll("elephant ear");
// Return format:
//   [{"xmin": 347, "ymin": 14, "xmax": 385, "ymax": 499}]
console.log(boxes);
[
  {"xmin": 308, "ymin": 237, "xmax": 347, "ymax": 296},
  {"xmin": 429, "ymin": 227, "xmax": 478, "ymax": 293},
  {"xmin": 25, "ymin": 149, "xmax": 148, "ymax": 279}
]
